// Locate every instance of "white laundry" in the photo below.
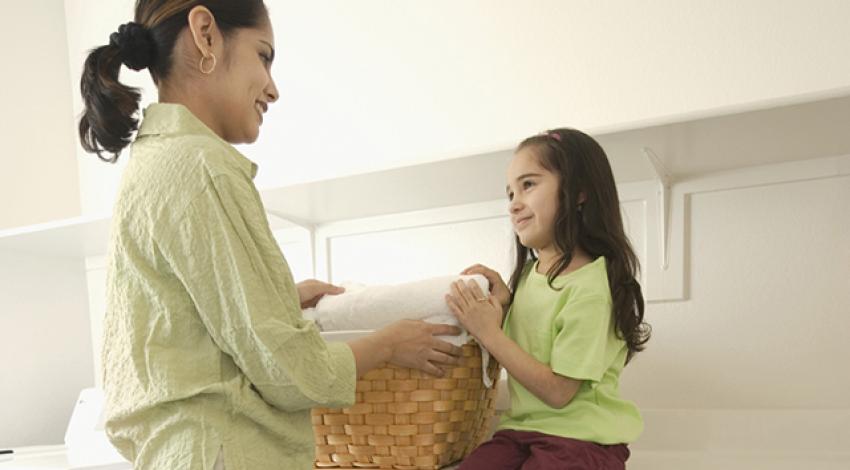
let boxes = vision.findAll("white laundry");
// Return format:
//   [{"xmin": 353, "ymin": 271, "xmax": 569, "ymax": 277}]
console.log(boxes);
[{"xmin": 304, "ymin": 275, "xmax": 496, "ymax": 387}]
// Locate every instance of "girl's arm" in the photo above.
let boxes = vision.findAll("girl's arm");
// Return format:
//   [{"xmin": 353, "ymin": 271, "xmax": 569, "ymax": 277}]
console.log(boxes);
[
  {"xmin": 480, "ymin": 329, "xmax": 581, "ymax": 409},
  {"xmin": 446, "ymin": 280, "xmax": 582, "ymax": 409}
]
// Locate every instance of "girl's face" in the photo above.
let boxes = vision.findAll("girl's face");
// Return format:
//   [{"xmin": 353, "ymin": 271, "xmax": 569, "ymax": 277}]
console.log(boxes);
[
  {"xmin": 214, "ymin": 19, "xmax": 279, "ymax": 144},
  {"xmin": 506, "ymin": 146, "xmax": 561, "ymax": 251}
]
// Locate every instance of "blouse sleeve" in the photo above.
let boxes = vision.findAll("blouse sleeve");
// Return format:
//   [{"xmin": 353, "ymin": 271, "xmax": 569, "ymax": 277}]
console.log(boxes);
[{"xmin": 158, "ymin": 173, "xmax": 356, "ymax": 411}]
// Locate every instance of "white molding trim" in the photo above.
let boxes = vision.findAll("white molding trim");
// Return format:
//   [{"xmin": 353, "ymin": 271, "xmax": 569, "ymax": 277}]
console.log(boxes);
[
  {"xmin": 81, "ymin": 154, "xmax": 850, "ymax": 300},
  {"xmin": 313, "ymin": 201, "xmax": 508, "ymax": 282},
  {"xmin": 312, "ymin": 154, "xmax": 850, "ymax": 300}
]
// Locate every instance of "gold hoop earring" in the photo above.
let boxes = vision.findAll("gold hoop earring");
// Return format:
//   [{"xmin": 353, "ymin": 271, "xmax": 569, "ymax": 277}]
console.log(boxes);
[{"xmin": 199, "ymin": 53, "xmax": 217, "ymax": 74}]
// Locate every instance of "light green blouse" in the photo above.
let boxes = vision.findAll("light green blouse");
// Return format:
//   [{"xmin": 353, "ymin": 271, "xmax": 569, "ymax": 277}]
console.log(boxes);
[
  {"xmin": 498, "ymin": 257, "xmax": 644, "ymax": 444},
  {"xmin": 101, "ymin": 103, "xmax": 356, "ymax": 470}
]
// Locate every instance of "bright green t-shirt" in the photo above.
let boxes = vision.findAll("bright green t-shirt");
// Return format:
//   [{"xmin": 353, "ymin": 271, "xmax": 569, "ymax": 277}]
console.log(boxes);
[
  {"xmin": 102, "ymin": 103, "xmax": 356, "ymax": 470},
  {"xmin": 497, "ymin": 256, "xmax": 643, "ymax": 444}
]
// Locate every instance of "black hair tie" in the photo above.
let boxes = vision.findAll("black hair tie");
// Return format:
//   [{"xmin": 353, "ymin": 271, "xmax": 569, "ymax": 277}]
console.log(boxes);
[{"xmin": 109, "ymin": 22, "xmax": 155, "ymax": 71}]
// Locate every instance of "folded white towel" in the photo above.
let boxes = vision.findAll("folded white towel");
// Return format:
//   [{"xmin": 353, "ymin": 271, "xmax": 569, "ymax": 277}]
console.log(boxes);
[{"xmin": 304, "ymin": 275, "xmax": 495, "ymax": 387}]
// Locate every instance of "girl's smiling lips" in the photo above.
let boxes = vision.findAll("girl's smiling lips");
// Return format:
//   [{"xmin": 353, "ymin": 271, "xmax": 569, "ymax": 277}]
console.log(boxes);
[{"xmin": 513, "ymin": 215, "xmax": 532, "ymax": 229}]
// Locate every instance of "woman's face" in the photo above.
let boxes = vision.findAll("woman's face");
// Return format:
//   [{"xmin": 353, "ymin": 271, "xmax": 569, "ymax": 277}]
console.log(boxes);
[{"xmin": 214, "ymin": 19, "xmax": 279, "ymax": 144}]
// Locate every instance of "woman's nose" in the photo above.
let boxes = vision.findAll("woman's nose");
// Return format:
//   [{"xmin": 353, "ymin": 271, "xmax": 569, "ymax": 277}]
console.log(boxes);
[{"xmin": 266, "ymin": 77, "xmax": 279, "ymax": 103}]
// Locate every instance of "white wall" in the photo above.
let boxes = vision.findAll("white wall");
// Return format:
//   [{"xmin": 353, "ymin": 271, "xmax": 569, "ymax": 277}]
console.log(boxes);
[
  {"xmin": 0, "ymin": 0, "xmax": 80, "ymax": 229},
  {"xmin": 0, "ymin": 254, "xmax": 94, "ymax": 448},
  {"xmin": 626, "ymin": 176, "xmax": 850, "ymax": 410},
  {"xmin": 62, "ymin": 0, "xmax": 850, "ymax": 216},
  {"xmin": 63, "ymin": 0, "xmax": 144, "ymax": 219},
  {"xmin": 625, "ymin": 173, "xmax": 850, "ymax": 468}
]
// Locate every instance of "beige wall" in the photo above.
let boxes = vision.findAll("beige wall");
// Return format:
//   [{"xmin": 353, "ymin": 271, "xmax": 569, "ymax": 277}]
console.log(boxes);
[{"xmin": 0, "ymin": 0, "xmax": 79, "ymax": 229}]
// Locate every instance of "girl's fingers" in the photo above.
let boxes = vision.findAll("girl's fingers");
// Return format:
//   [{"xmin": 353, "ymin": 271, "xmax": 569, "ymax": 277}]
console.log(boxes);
[
  {"xmin": 464, "ymin": 265, "xmax": 491, "ymax": 277},
  {"xmin": 445, "ymin": 295, "xmax": 463, "ymax": 317},
  {"xmin": 461, "ymin": 264, "xmax": 480, "ymax": 274},
  {"xmin": 467, "ymin": 280, "xmax": 487, "ymax": 302},
  {"xmin": 460, "ymin": 280, "xmax": 478, "ymax": 304},
  {"xmin": 450, "ymin": 281, "xmax": 472, "ymax": 307}
]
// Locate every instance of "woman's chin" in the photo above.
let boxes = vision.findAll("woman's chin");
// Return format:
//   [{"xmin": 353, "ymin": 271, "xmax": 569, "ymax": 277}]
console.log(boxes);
[{"xmin": 243, "ymin": 128, "xmax": 260, "ymax": 144}]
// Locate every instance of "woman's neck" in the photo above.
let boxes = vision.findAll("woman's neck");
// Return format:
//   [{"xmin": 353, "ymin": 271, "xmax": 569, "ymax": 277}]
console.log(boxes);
[{"xmin": 158, "ymin": 82, "xmax": 225, "ymax": 139}]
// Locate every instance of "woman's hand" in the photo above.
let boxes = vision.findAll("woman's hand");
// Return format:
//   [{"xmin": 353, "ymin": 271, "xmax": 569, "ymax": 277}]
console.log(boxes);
[
  {"xmin": 445, "ymin": 279, "xmax": 505, "ymax": 342},
  {"xmin": 296, "ymin": 279, "xmax": 344, "ymax": 309},
  {"xmin": 373, "ymin": 320, "xmax": 463, "ymax": 377},
  {"xmin": 461, "ymin": 264, "xmax": 511, "ymax": 307}
]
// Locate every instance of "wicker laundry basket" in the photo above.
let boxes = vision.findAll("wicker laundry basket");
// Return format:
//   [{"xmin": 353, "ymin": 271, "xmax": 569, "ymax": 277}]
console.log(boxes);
[{"xmin": 312, "ymin": 341, "xmax": 500, "ymax": 469}]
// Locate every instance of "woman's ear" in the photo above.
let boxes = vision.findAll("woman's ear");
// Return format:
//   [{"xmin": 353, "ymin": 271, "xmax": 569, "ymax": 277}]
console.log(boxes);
[
  {"xmin": 187, "ymin": 5, "xmax": 218, "ymax": 57},
  {"xmin": 577, "ymin": 191, "xmax": 587, "ymax": 205}
]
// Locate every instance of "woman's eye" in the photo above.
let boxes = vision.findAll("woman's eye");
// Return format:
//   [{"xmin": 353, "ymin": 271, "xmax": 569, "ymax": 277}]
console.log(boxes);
[{"xmin": 260, "ymin": 53, "xmax": 272, "ymax": 65}]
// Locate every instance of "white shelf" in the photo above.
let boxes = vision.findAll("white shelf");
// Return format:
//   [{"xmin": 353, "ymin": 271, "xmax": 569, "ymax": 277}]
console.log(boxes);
[
  {"xmin": 0, "ymin": 213, "xmax": 300, "ymax": 259},
  {"xmin": 0, "ymin": 214, "xmax": 111, "ymax": 258},
  {"xmin": 3, "ymin": 93, "xmax": 849, "ymax": 259},
  {"xmin": 260, "ymin": 93, "xmax": 850, "ymax": 223}
]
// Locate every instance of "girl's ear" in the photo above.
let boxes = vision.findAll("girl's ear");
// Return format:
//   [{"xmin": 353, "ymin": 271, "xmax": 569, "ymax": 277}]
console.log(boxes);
[{"xmin": 577, "ymin": 191, "xmax": 587, "ymax": 205}]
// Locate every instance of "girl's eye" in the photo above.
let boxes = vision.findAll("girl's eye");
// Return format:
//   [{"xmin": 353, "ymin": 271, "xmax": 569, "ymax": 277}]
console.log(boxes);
[
  {"xmin": 260, "ymin": 53, "xmax": 272, "ymax": 65},
  {"xmin": 522, "ymin": 180, "xmax": 535, "ymax": 189}
]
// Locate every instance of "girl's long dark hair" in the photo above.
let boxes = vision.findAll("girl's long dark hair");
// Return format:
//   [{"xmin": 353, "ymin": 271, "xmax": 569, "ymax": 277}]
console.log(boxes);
[
  {"xmin": 508, "ymin": 128, "xmax": 651, "ymax": 363},
  {"xmin": 78, "ymin": 0, "xmax": 268, "ymax": 162}
]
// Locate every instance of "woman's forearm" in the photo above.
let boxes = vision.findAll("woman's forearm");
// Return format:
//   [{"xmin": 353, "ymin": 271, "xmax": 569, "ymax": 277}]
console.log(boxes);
[{"xmin": 347, "ymin": 334, "xmax": 392, "ymax": 378}]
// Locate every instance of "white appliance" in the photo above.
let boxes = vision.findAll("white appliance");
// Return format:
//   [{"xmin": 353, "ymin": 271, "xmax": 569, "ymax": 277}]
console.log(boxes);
[
  {"xmin": 0, "ymin": 388, "xmax": 131, "ymax": 470},
  {"xmin": 63, "ymin": 388, "xmax": 130, "ymax": 469}
]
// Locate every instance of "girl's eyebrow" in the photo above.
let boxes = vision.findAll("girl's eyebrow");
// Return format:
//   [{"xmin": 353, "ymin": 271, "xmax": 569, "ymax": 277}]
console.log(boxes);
[{"xmin": 506, "ymin": 173, "xmax": 543, "ymax": 194}]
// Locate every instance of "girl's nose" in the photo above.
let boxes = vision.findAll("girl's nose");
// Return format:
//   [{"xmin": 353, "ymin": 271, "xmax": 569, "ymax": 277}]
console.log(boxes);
[{"xmin": 509, "ymin": 199, "xmax": 523, "ymax": 213}]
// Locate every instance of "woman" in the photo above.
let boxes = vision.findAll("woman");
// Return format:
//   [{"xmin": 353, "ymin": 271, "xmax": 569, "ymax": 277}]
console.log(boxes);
[{"xmin": 79, "ymin": 2, "xmax": 462, "ymax": 469}]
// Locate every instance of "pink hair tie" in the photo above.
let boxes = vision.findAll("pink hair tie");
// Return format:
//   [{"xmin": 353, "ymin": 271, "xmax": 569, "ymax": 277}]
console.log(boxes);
[{"xmin": 548, "ymin": 132, "xmax": 561, "ymax": 142}]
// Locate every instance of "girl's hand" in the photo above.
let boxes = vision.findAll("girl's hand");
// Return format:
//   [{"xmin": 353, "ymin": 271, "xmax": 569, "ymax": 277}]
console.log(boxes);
[
  {"xmin": 461, "ymin": 264, "xmax": 511, "ymax": 307},
  {"xmin": 445, "ymin": 279, "xmax": 504, "ymax": 342},
  {"xmin": 295, "ymin": 279, "xmax": 344, "ymax": 309},
  {"xmin": 375, "ymin": 320, "xmax": 463, "ymax": 377}
]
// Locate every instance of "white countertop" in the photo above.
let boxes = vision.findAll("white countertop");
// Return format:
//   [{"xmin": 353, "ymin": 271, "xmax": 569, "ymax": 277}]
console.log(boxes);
[{"xmin": 0, "ymin": 446, "xmax": 130, "ymax": 470}]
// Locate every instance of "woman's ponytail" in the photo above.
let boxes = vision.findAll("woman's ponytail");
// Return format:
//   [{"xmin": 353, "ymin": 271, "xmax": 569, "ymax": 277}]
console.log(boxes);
[
  {"xmin": 79, "ymin": 2, "xmax": 269, "ymax": 163},
  {"xmin": 78, "ymin": 22, "xmax": 155, "ymax": 163}
]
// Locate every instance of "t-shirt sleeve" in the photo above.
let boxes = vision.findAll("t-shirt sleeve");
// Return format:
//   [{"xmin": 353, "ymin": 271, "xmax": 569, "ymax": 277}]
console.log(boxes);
[
  {"xmin": 550, "ymin": 295, "xmax": 613, "ymax": 382},
  {"xmin": 158, "ymin": 173, "xmax": 355, "ymax": 411}
]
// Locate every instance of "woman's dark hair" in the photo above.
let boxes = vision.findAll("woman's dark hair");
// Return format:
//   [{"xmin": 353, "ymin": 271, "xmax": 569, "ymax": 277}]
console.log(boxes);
[
  {"xmin": 508, "ymin": 128, "xmax": 651, "ymax": 363},
  {"xmin": 79, "ymin": 0, "xmax": 268, "ymax": 162}
]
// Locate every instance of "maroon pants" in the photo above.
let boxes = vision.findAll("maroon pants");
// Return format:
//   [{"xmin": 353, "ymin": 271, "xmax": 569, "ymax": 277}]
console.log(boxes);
[{"xmin": 458, "ymin": 430, "xmax": 630, "ymax": 470}]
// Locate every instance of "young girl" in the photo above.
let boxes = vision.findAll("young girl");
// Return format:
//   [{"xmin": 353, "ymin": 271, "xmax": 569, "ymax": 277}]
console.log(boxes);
[{"xmin": 446, "ymin": 128, "xmax": 651, "ymax": 469}]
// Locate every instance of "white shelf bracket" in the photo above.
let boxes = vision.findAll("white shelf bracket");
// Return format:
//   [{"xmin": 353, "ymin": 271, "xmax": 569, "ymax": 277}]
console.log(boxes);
[{"xmin": 642, "ymin": 147, "xmax": 673, "ymax": 270}]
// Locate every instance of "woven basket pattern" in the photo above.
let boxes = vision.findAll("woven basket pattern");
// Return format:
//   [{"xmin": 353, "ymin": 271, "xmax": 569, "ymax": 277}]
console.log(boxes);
[{"xmin": 312, "ymin": 342, "xmax": 499, "ymax": 469}]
